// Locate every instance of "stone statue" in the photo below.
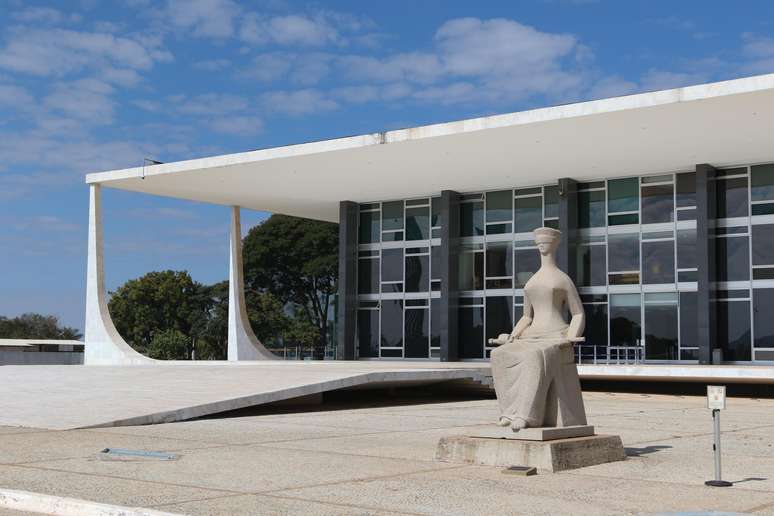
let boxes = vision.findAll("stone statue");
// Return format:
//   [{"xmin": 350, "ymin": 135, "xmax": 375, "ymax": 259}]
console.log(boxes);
[{"xmin": 488, "ymin": 227, "xmax": 588, "ymax": 431}]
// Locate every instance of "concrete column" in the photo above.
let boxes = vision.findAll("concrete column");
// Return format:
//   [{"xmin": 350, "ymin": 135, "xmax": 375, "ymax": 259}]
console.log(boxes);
[
  {"xmin": 84, "ymin": 184, "xmax": 152, "ymax": 365},
  {"xmin": 557, "ymin": 178, "xmax": 578, "ymax": 278},
  {"xmin": 696, "ymin": 164, "xmax": 717, "ymax": 365},
  {"xmin": 336, "ymin": 201, "xmax": 358, "ymax": 360},
  {"xmin": 440, "ymin": 190, "xmax": 461, "ymax": 362},
  {"xmin": 227, "ymin": 206, "xmax": 277, "ymax": 360}
]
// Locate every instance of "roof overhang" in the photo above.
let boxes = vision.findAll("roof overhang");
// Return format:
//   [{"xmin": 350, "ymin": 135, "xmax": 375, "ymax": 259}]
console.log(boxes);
[{"xmin": 87, "ymin": 73, "xmax": 774, "ymax": 223}]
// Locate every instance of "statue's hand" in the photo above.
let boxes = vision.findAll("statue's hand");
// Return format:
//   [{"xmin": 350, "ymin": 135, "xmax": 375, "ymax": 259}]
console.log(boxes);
[{"xmin": 487, "ymin": 333, "xmax": 512, "ymax": 346}]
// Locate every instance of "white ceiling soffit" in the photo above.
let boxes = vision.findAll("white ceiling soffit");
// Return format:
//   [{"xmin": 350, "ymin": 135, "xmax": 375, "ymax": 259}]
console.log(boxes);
[{"xmin": 87, "ymin": 73, "xmax": 774, "ymax": 223}]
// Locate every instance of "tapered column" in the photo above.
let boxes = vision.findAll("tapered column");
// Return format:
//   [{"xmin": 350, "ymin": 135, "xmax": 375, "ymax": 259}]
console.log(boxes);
[
  {"xmin": 336, "ymin": 201, "xmax": 358, "ymax": 360},
  {"xmin": 228, "ymin": 206, "xmax": 277, "ymax": 360},
  {"xmin": 696, "ymin": 164, "xmax": 717, "ymax": 365},
  {"xmin": 84, "ymin": 184, "xmax": 152, "ymax": 364},
  {"xmin": 557, "ymin": 178, "xmax": 578, "ymax": 278},
  {"xmin": 440, "ymin": 190, "xmax": 461, "ymax": 362}
]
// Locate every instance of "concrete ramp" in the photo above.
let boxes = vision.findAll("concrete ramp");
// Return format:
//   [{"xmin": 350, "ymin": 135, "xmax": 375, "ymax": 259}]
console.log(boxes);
[{"xmin": 0, "ymin": 362, "xmax": 490, "ymax": 430}]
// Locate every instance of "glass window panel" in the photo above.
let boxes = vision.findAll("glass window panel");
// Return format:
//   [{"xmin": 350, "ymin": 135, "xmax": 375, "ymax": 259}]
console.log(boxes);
[
  {"xmin": 642, "ymin": 174, "xmax": 672, "ymax": 184},
  {"xmin": 608, "ymin": 177, "xmax": 639, "ymax": 213},
  {"xmin": 579, "ymin": 181, "xmax": 604, "ymax": 190},
  {"xmin": 431, "ymin": 298, "xmax": 441, "ymax": 349},
  {"xmin": 754, "ymin": 268, "xmax": 774, "ymax": 280},
  {"xmin": 487, "ymin": 223, "xmax": 512, "ymax": 235},
  {"xmin": 610, "ymin": 294, "xmax": 641, "ymax": 348},
  {"xmin": 641, "ymin": 184, "xmax": 674, "ymax": 224},
  {"xmin": 576, "ymin": 245, "xmax": 607, "ymax": 287},
  {"xmin": 544, "ymin": 219, "xmax": 559, "ymax": 230},
  {"xmin": 609, "ymin": 272, "xmax": 640, "ymax": 285},
  {"xmin": 380, "ymin": 349, "xmax": 402, "ymax": 357},
  {"xmin": 459, "ymin": 251, "xmax": 484, "ymax": 290},
  {"xmin": 486, "ymin": 296, "xmax": 513, "ymax": 344},
  {"xmin": 359, "ymin": 211, "xmax": 379, "ymax": 244},
  {"xmin": 382, "ymin": 201, "xmax": 403, "ymax": 231},
  {"xmin": 578, "ymin": 190, "xmax": 605, "ymax": 228},
  {"xmin": 460, "ymin": 201, "xmax": 484, "ymax": 237},
  {"xmin": 677, "ymin": 229, "xmax": 696, "ymax": 270},
  {"xmin": 643, "ymin": 240, "xmax": 675, "ymax": 284},
  {"xmin": 515, "ymin": 187, "xmax": 541, "ymax": 195},
  {"xmin": 431, "ymin": 197, "xmax": 441, "ymax": 227},
  {"xmin": 358, "ymin": 258, "xmax": 379, "ymax": 294},
  {"xmin": 357, "ymin": 309, "xmax": 379, "ymax": 358},
  {"xmin": 644, "ymin": 293, "xmax": 679, "ymax": 360},
  {"xmin": 751, "ymin": 164, "xmax": 774, "ymax": 202},
  {"xmin": 405, "ymin": 206, "xmax": 430, "ymax": 241},
  {"xmin": 380, "ymin": 300, "xmax": 403, "ymax": 349},
  {"xmin": 486, "ymin": 241, "xmax": 512, "ymax": 278},
  {"xmin": 404, "ymin": 308, "xmax": 429, "ymax": 358},
  {"xmin": 716, "ymin": 300, "xmax": 751, "ymax": 361},
  {"xmin": 716, "ymin": 177, "xmax": 749, "ymax": 218},
  {"xmin": 405, "ymin": 198, "xmax": 427, "ymax": 207},
  {"xmin": 382, "ymin": 283, "xmax": 403, "ymax": 293},
  {"xmin": 716, "ymin": 236, "xmax": 750, "ymax": 282},
  {"xmin": 544, "ymin": 185, "xmax": 559, "ymax": 219},
  {"xmin": 382, "ymin": 231, "xmax": 403, "ymax": 242},
  {"xmin": 608, "ymin": 213, "xmax": 638, "ymax": 226},
  {"xmin": 486, "ymin": 190, "xmax": 512, "ymax": 223},
  {"xmin": 514, "ymin": 196, "xmax": 543, "ymax": 233},
  {"xmin": 676, "ymin": 172, "xmax": 696, "ymax": 208},
  {"xmin": 679, "ymin": 292, "xmax": 697, "ymax": 351},
  {"xmin": 514, "ymin": 248, "xmax": 540, "ymax": 288},
  {"xmin": 752, "ymin": 225, "xmax": 774, "ymax": 266},
  {"xmin": 677, "ymin": 208, "xmax": 697, "ymax": 221},
  {"xmin": 459, "ymin": 306, "xmax": 484, "ymax": 359},
  {"xmin": 753, "ymin": 203, "xmax": 774, "ymax": 216},
  {"xmin": 431, "ymin": 246, "xmax": 441, "ymax": 280},
  {"xmin": 405, "ymin": 255, "xmax": 429, "ymax": 293},
  {"xmin": 753, "ymin": 289, "xmax": 774, "ymax": 350},
  {"xmin": 584, "ymin": 303, "xmax": 608, "ymax": 355},
  {"xmin": 608, "ymin": 233, "xmax": 639, "ymax": 272},
  {"xmin": 381, "ymin": 248, "xmax": 403, "ymax": 283}
]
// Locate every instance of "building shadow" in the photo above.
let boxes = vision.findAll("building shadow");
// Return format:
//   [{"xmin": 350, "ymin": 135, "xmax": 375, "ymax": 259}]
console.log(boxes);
[
  {"xmin": 625, "ymin": 445, "xmax": 673, "ymax": 457},
  {"xmin": 731, "ymin": 477, "xmax": 766, "ymax": 485}
]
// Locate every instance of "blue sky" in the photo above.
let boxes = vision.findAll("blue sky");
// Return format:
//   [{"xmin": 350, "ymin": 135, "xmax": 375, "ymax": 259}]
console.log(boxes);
[{"xmin": 1, "ymin": 0, "xmax": 774, "ymax": 331}]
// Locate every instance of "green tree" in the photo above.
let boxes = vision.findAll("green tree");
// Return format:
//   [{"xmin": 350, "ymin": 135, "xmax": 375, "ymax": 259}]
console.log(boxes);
[
  {"xmin": 108, "ymin": 270, "xmax": 209, "ymax": 356},
  {"xmin": 0, "ymin": 313, "xmax": 82, "ymax": 340},
  {"xmin": 243, "ymin": 214, "xmax": 338, "ymax": 359},
  {"xmin": 147, "ymin": 328, "xmax": 190, "ymax": 360}
]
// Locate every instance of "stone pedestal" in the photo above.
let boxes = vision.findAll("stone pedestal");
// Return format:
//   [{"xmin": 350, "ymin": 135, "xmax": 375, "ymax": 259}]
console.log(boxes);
[
  {"xmin": 469, "ymin": 425, "xmax": 594, "ymax": 441},
  {"xmin": 436, "ymin": 431, "xmax": 626, "ymax": 472}
]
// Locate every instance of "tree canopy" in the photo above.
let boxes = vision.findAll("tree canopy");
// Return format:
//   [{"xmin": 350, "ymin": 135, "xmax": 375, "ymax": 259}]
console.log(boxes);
[{"xmin": 0, "ymin": 313, "xmax": 82, "ymax": 340}]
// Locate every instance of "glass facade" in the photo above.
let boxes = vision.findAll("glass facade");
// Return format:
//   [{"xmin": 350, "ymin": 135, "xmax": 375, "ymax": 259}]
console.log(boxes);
[{"xmin": 354, "ymin": 161, "xmax": 774, "ymax": 363}]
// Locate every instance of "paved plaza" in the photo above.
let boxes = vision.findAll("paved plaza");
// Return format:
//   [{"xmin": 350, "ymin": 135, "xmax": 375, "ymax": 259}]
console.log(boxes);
[{"xmin": 1, "ymin": 390, "xmax": 774, "ymax": 515}]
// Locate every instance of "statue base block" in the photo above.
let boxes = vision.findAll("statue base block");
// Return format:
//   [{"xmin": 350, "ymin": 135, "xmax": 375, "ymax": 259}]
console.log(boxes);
[
  {"xmin": 468, "ymin": 425, "xmax": 594, "ymax": 441},
  {"xmin": 436, "ymin": 433, "xmax": 626, "ymax": 472}
]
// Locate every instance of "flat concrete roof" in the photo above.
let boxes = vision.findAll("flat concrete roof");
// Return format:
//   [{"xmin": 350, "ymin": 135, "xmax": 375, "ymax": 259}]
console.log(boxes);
[
  {"xmin": 0, "ymin": 339, "xmax": 83, "ymax": 348},
  {"xmin": 87, "ymin": 73, "xmax": 774, "ymax": 222}
]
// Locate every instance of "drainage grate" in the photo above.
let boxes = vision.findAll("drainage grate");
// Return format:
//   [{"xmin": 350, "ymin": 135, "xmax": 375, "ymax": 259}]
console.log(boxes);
[{"xmin": 100, "ymin": 448, "xmax": 178, "ymax": 461}]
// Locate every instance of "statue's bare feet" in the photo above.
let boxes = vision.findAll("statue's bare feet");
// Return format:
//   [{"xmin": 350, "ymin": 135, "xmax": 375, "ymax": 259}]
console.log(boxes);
[
  {"xmin": 497, "ymin": 416, "xmax": 510, "ymax": 427},
  {"xmin": 510, "ymin": 417, "xmax": 528, "ymax": 431}
]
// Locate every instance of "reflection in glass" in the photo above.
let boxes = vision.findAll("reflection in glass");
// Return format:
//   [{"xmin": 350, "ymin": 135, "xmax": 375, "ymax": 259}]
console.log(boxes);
[
  {"xmin": 514, "ymin": 248, "xmax": 540, "ymax": 288},
  {"xmin": 610, "ymin": 294, "xmax": 641, "ymax": 348},
  {"xmin": 486, "ymin": 241, "xmax": 512, "ymax": 278},
  {"xmin": 486, "ymin": 297, "xmax": 513, "ymax": 344},
  {"xmin": 380, "ymin": 300, "xmax": 403, "ymax": 349},
  {"xmin": 679, "ymin": 292, "xmax": 697, "ymax": 351},
  {"xmin": 576, "ymin": 244, "xmax": 606, "ymax": 286},
  {"xmin": 608, "ymin": 177, "xmax": 639, "ymax": 213},
  {"xmin": 578, "ymin": 190, "xmax": 605, "ymax": 228},
  {"xmin": 641, "ymin": 184, "xmax": 674, "ymax": 224},
  {"xmin": 459, "ymin": 306, "xmax": 484, "ymax": 359},
  {"xmin": 514, "ymin": 196, "xmax": 542, "ymax": 233},
  {"xmin": 716, "ymin": 236, "xmax": 750, "ymax": 282},
  {"xmin": 357, "ymin": 309, "xmax": 379, "ymax": 358},
  {"xmin": 751, "ymin": 164, "xmax": 774, "ymax": 202},
  {"xmin": 752, "ymin": 225, "xmax": 774, "ymax": 266},
  {"xmin": 754, "ymin": 289, "xmax": 774, "ymax": 349},
  {"xmin": 431, "ymin": 298, "xmax": 441, "ymax": 349},
  {"xmin": 584, "ymin": 303, "xmax": 608, "ymax": 356},
  {"xmin": 358, "ymin": 258, "xmax": 378, "ymax": 294},
  {"xmin": 486, "ymin": 190, "xmax": 512, "ymax": 223},
  {"xmin": 382, "ymin": 201, "xmax": 403, "ymax": 230},
  {"xmin": 643, "ymin": 240, "xmax": 675, "ymax": 284},
  {"xmin": 405, "ymin": 206, "xmax": 429, "ymax": 241},
  {"xmin": 644, "ymin": 293, "xmax": 678, "ymax": 360},
  {"xmin": 405, "ymin": 255, "xmax": 429, "ymax": 292},
  {"xmin": 676, "ymin": 172, "xmax": 696, "ymax": 207},
  {"xmin": 608, "ymin": 233, "xmax": 639, "ymax": 272},
  {"xmin": 431, "ymin": 246, "xmax": 441, "ymax": 280},
  {"xmin": 431, "ymin": 197, "xmax": 441, "ymax": 228},
  {"xmin": 459, "ymin": 251, "xmax": 484, "ymax": 290},
  {"xmin": 359, "ymin": 211, "xmax": 379, "ymax": 244},
  {"xmin": 716, "ymin": 176, "xmax": 749, "ymax": 218},
  {"xmin": 461, "ymin": 202, "xmax": 484, "ymax": 237},
  {"xmin": 381, "ymin": 248, "xmax": 403, "ymax": 282},
  {"xmin": 404, "ymin": 308, "xmax": 429, "ymax": 358},
  {"xmin": 716, "ymin": 300, "xmax": 751, "ymax": 361},
  {"xmin": 544, "ymin": 185, "xmax": 559, "ymax": 219},
  {"xmin": 677, "ymin": 229, "xmax": 696, "ymax": 270}
]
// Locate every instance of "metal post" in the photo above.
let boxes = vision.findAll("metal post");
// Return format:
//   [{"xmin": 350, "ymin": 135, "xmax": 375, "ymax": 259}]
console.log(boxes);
[{"xmin": 705, "ymin": 408, "xmax": 732, "ymax": 487}]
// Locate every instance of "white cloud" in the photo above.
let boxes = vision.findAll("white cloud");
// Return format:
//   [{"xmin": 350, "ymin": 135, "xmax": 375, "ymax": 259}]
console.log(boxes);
[
  {"xmin": 193, "ymin": 59, "xmax": 232, "ymax": 71},
  {"xmin": 174, "ymin": 93, "xmax": 249, "ymax": 116},
  {"xmin": 240, "ymin": 13, "xmax": 340, "ymax": 47},
  {"xmin": 741, "ymin": 33, "xmax": 774, "ymax": 74},
  {"xmin": 43, "ymin": 78, "xmax": 116, "ymax": 124},
  {"xmin": 211, "ymin": 115, "xmax": 264, "ymax": 135},
  {"xmin": 260, "ymin": 89, "xmax": 338, "ymax": 116},
  {"xmin": 162, "ymin": 0, "xmax": 240, "ymax": 39},
  {"xmin": 11, "ymin": 7, "xmax": 82, "ymax": 25}
]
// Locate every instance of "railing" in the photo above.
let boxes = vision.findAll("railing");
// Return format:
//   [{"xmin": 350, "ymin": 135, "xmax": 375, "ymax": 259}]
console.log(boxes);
[
  {"xmin": 280, "ymin": 345, "xmax": 337, "ymax": 360},
  {"xmin": 574, "ymin": 344, "xmax": 643, "ymax": 365}
]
